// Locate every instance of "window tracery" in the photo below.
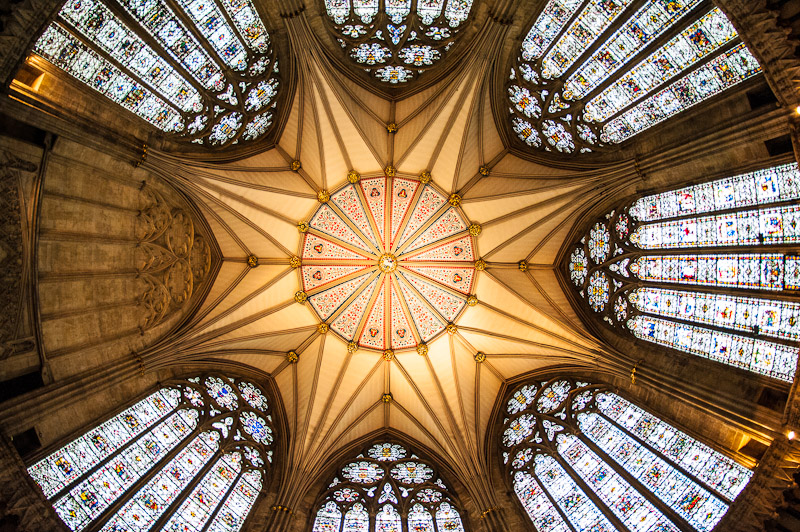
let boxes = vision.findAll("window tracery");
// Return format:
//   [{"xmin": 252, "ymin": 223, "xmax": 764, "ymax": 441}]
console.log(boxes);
[
  {"xmin": 567, "ymin": 163, "xmax": 800, "ymax": 382},
  {"xmin": 322, "ymin": 0, "xmax": 474, "ymax": 84},
  {"xmin": 502, "ymin": 377, "xmax": 753, "ymax": 532},
  {"xmin": 26, "ymin": 374, "xmax": 275, "ymax": 532},
  {"xmin": 310, "ymin": 441, "xmax": 466, "ymax": 531},
  {"xmin": 31, "ymin": 0, "xmax": 281, "ymax": 147},
  {"xmin": 507, "ymin": 0, "xmax": 762, "ymax": 153}
]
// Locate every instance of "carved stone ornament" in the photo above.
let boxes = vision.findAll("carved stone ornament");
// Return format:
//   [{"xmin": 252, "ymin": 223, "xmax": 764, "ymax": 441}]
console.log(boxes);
[{"xmin": 134, "ymin": 184, "xmax": 212, "ymax": 332}]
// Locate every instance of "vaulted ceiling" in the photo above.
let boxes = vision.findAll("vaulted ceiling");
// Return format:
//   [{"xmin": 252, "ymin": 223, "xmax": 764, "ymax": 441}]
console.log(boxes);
[{"xmin": 130, "ymin": 17, "xmax": 649, "ymax": 505}]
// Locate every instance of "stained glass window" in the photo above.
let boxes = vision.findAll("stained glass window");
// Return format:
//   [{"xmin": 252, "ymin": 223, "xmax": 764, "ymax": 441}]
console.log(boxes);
[
  {"xmin": 568, "ymin": 163, "xmax": 800, "ymax": 381},
  {"xmin": 508, "ymin": 1, "xmax": 762, "ymax": 152},
  {"xmin": 322, "ymin": 0, "xmax": 474, "ymax": 84},
  {"xmin": 29, "ymin": 0, "xmax": 280, "ymax": 146},
  {"xmin": 300, "ymin": 175, "xmax": 477, "ymax": 352},
  {"xmin": 503, "ymin": 378, "xmax": 753, "ymax": 532},
  {"xmin": 27, "ymin": 374, "xmax": 274, "ymax": 532},
  {"xmin": 310, "ymin": 441, "xmax": 466, "ymax": 532}
]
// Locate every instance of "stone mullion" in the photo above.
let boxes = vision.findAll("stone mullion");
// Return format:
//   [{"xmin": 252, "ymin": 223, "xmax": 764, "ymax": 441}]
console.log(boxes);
[
  {"xmin": 523, "ymin": 451, "xmax": 579, "ymax": 532},
  {"xmin": 145, "ymin": 440, "xmax": 229, "ymax": 532},
  {"xmin": 545, "ymin": 0, "xmax": 654, "ymax": 98},
  {"xmin": 53, "ymin": 18, "xmax": 188, "ymax": 122},
  {"xmin": 85, "ymin": 420, "xmax": 208, "ymax": 532},
  {"xmin": 600, "ymin": 36, "xmax": 744, "ymax": 124},
  {"xmin": 595, "ymin": 409, "xmax": 735, "ymax": 504},
  {"xmin": 94, "ymin": 0, "xmax": 216, "ymax": 108},
  {"xmin": 575, "ymin": 0, "xmax": 715, "ymax": 106},
  {"xmin": 46, "ymin": 401, "xmax": 190, "ymax": 504},
  {"xmin": 548, "ymin": 447, "xmax": 630, "ymax": 532},
  {"xmin": 160, "ymin": 0, "xmax": 240, "ymax": 86},
  {"xmin": 198, "ymin": 468, "xmax": 244, "ymax": 532},
  {"xmin": 629, "ymin": 303, "xmax": 800, "ymax": 350},
  {"xmin": 575, "ymin": 430, "xmax": 696, "ymax": 532},
  {"xmin": 630, "ymin": 196, "xmax": 800, "ymax": 226}
]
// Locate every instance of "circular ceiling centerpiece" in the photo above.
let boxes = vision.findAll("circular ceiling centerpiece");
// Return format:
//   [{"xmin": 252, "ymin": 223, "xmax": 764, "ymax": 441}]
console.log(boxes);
[{"xmin": 300, "ymin": 176, "xmax": 477, "ymax": 351}]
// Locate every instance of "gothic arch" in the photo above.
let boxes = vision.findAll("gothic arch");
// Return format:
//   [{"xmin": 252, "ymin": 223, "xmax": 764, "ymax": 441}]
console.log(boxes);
[{"xmin": 24, "ymin": 371, "xmax": 280, "ymax": 532}]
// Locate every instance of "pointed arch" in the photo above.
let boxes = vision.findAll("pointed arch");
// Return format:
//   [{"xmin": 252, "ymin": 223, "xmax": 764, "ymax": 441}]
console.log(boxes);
[
  {"xmin": 26, "ymin": 373, "xmax": 276, "ymax": 532},
  {"xmin": 500, "ymin": 376, "xmax": 754, "ymax": 532},
  {"xmin": 566, "ymin": 162, "xmax": 800, "ymax": 382}
]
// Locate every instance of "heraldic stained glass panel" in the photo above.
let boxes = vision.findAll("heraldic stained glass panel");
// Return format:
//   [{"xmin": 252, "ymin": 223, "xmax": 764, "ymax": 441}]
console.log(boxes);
[
  {"xmin": 568, "ymin": 162, "xmax": 800, "ymax": 382},
  {"xmin": 310, "ymin": 441, "xmax": 466, "ymax": 531},
  {"xmin": 30, "ymin": 0, "xmax": 280, "ymax": 146},
  {"xmin": 503, "ymin": 378, "xmax": 753, "ymax": 532},
  {"xmin": 507, "ymin": 0, "xmax": 763, "ymax": 153},
  {"xmin": 26, "ymin": 375, "xmax": 274, "ymax": 532},
  {"xmin": 322, "ymin": 0, "xmax": 475, "ymax": 84}
]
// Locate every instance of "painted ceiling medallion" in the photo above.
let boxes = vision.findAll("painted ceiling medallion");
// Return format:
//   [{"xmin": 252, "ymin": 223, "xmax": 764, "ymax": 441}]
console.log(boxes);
[{"xmin": 299, "ymin": 176, "xmax": 478, "ymax": 351}]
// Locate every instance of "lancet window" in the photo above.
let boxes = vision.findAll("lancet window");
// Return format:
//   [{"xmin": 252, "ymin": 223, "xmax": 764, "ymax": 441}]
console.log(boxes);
[
  {"xmin": 568, "ymin": 163, "xmax": 800, "ymax": 382},
  {"xmin": 322, "ymin": 0, "xmax": 475, "ymax": 84},
  {"xmin": 507, "ymin": 0, "xmax": 762, "ymax": 153},
  {"xmin": 502, "ymin": 378, "xmax": 753, "ymax": 532},
  {"xmin": 30, "ymin": 0, "xmax": 281, "ymax": 146},
  {"xmin": 26, "ymin": 375, "xmax": 275, "ymax": 532},
  {"xmin": 310, "ymin": 441, "xmax": 467, "ymax": 531}
]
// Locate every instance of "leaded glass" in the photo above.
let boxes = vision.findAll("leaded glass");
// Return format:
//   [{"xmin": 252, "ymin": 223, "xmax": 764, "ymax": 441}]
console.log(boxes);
[
  {"xmin": 312, "ymin": 501, "xmax": 342, "ymax": 532},
  {"xmin": 508, "ymin": 0, "xmax": 762, "ymax": 152},
  {"xmin": 503, "ymin": 378, "xmax": 753, "ymax": 532},
  {"xmin": 28, "ymin": 375, "xmax": 275, "ymax": 532},
  {"xmin": 568, "ymin": 163, "xmax": 800, "ymax": 382},
  {"xmin": 322, "ymin": 0, "xmax": 474, "ymax": 84},
  {"xmin": 30, "ymin": 0, "xmax": 280, "ymax": 146},
  {"xmin": 311, "ymin": 442, "xmax": 466, "ymax": 532}
]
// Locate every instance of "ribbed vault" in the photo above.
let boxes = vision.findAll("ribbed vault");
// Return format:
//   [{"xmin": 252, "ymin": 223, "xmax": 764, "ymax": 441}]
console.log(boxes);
[{"xmin": 127, "ymin": 15, "xmax": 651, "ymax": 512}]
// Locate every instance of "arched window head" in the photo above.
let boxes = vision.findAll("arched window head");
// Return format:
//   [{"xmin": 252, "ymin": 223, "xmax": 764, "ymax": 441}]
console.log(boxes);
[
  {"xmin": 567, "ymin": 163, "xmax": 800, "ymax": 381},
  {"xmin": 502, "ymin": 378, "xmax": 753, "ymax": 532},
  {"xmin": 310, "ymin": 441, "xmax": 467, "ymax": 531},
  {"xmin": 323, "ymin": 0, "xmax": 475, "ymax": 85},
  {"xmin": 31, "ymin": 0, "xmax": 281, "ymax": 147},
  {"xmin": 507, "ymin": 0, "xmax": 762, "ymax": 154},
  {"xmin": 26, "ymin": 374, "xmax": 275, "ymax": 532}
]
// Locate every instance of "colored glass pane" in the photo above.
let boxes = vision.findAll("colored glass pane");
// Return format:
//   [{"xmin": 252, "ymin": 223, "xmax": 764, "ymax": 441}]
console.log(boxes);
[
  {"xmin": 506, "ymin": 380, "xmax": 754, "ymax": 531},
  {"xmin": 631, "ymin": 287, "xmax": 800, "ymax": 341},
  {"xmin": 564, "ymin": 0, "xmax": 703, "ymax": 101},
  {"xmin": 390, "ymin": 461, "xmax": 434, "ymax": 484},
  {"xmin": 628, "ymin": 315, "xmax": 798, "ymax": 381},
  {"xmin": 28, "ymin": 388, "xmax": 180, "ymax": 499},
  {"xmin": 323, "ymin": 0, "xmax": 474, "ymax": 83},
  {"xmin": 342, "ymin": 461, "xmax": 384, "ymax": 483},
  {"xmin": 601, "ymin": 44, "xmax": 761, "ymax": 143},
  {"xmin": 302, "ymin": 177, "xmax": 476, "ymax": 351},
  {"xmin": 534, "ymin": 454, "xmax": 617, "ymax": 531},
  {"xmin": 630, "ymin": 204, "xmax": 800, "ymax": 249},
  {"xmin": 579, "ymin": 412, "xmax": 728, "ymax": 530},
  {"xmin": 587, "ymin": 271, "xmax": 609, "ymax": 311},
  {"xmin": 312, "ymin": 501, "xmax": 342, "ymax": 532},
  {"xmin": 585, "ymin": 8, "xmax": 738, "ymax": 123},
  {"xmin": 569, "ymin": 247, "xmax": 588, "ymax": 286},
  {"xmin": 630, "ymin": 254, "xmax": 787, "ymax": 290},
  {"xmin": 343, "ymin": 503, "xmax": 370, "ymax": 532},
  {"xmin": 630, "ymin": 163, "xmax": 800, "ymax": 222},
  {"xmin": 509, "ymin": 1, "xmax": 761, "ymax": 151},
  {"xmin": 368, "ymin": 443, "xmax": 407, "ymax": 461},
  {"xmin": 31, "ymin": 0, "xmax": 279, "ymax": 146},
  {"xmin": 52, "ymin": 409, "xmax": 198, "ymax": 531},
  {"xmin": 30, "ymin": 377, "xmax": 273, "ymax": 532},
  {"xmin": 588, "ymin": 223, "xmax": 609, "ymax": 263},
  {"xmin": 596, "ymin": 393, "xmax": 752, "ymax": 500},
  {"xmin": 161, "ymin": 452, "xmax": 242, "ymax": 531},
  {"xmin": 205, "ymin": 470, "xmax": 263, "ymax": 532}
]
